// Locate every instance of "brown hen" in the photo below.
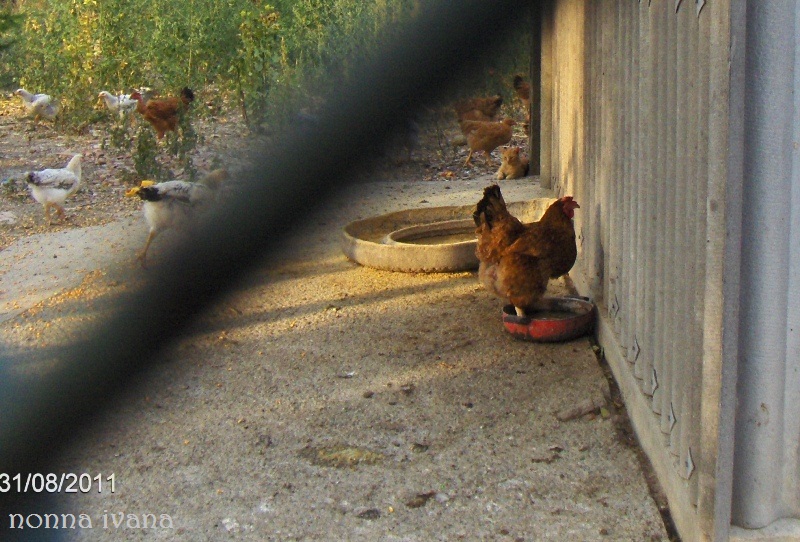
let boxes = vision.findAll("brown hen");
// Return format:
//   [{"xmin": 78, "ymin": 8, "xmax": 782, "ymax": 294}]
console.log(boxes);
[
  {"xmin": 460, "ymin": 118, "xmax": 515, "ymax": 166},
  {"xmin": 473, "ymin": 185, "xmax": 579, "ymax": 316},
  {"xmin": 513, "ymin": 75, "xmax": 531, "ymax": 123},
  {"xmin": 130, "ymin": 87, "xmax": 194, "ymax": 139}
]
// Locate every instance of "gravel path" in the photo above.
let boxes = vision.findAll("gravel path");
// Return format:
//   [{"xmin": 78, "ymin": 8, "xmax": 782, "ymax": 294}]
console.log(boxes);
[{"xmin": 1, "ymin": 176, "xmax": 669, "ymax": 541}]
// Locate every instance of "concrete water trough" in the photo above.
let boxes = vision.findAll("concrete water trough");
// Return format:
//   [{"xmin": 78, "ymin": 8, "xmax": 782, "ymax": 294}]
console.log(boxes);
[{"xmin": 341, "ymin": 198, "xmax": 555, "ymax": 273}]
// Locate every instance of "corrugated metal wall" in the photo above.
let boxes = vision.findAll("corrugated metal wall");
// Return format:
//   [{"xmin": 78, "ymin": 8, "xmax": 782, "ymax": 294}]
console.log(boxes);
[
  {"xmin": 539, "ymin": 1, "xmax": 745, "ymax": 540},
  {"xmin": 730, "ymin": 1, "xmax": 800, "ymax": 537}
]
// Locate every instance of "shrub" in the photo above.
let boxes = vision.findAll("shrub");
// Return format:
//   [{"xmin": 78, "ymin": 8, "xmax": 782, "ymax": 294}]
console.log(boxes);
[{"xmin": 1, "ymin": 0, "xmax": 528, "ymax": 132}]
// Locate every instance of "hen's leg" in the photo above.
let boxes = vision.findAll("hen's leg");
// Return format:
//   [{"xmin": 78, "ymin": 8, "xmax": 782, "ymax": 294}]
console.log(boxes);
[
  {"xmin": 464, "ymin": 149, "xmax": 474, "ymax": 166},
  {"xmin": 137, "ymin": 231, "xmax": 157, "ymax": 268},
  {"xmin": 53, "ymin": 204, "xmax": 66, "ymax": 222},
  {"xmin": 43, "ymin": 203, "xmax": 52, "ymax": 225}
]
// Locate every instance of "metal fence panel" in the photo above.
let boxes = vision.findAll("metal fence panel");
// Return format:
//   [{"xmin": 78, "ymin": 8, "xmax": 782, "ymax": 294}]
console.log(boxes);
[
  {"xmin": 732, "ymin": 0, "xmax": 800, "ymax": 532},
  {"xmin": 541, "ymin": 1, "xmax": 745, "ymax": 540}
]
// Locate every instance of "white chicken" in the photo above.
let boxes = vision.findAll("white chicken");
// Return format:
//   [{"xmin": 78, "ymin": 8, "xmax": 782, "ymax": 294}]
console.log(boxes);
[
  {"xmin": 15, "ymin": 88, "xmax": 59, "ymax": 122},
  {"xmin": 26, "ymin": 154, "xmax": 82, "ymax": 225},
  {"xmin": 125, "ymin": 172, "xmax": 223, "ymax": 268},
  {"xmin": 98, "ymin": 91, "xmax": 137, "ymax": 115}
]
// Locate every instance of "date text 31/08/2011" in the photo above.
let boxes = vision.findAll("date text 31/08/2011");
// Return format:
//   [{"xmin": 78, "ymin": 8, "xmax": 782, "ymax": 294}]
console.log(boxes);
[{"xmin": 0, "ymin": 473, "xmax": 115, "ymax": 494}]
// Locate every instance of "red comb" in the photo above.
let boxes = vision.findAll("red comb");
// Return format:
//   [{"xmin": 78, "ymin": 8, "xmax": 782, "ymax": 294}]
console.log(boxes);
[{"xmin": 560, "ymin": 196, "xmax": 580, "ymax": 210}]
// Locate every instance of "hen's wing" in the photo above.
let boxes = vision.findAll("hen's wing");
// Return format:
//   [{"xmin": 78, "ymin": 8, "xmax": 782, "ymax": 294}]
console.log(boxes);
[
  {"xmin": 27, "ymin": 168, "xmax": 79, "ymax": 191},
  {"xmin": 117, "ymin": 95, "xmax": 137, "ymax": 113},
  {"xmin": 144, "ymin": 97, "xmax": 181, "ymax": 120},
  {"xmin": 30, "ymin": 95, "xmax": 58, "ymax": 119},
  {"xmin": 507, "ymin": 219, "xmax": 577, "ymax": 280}
]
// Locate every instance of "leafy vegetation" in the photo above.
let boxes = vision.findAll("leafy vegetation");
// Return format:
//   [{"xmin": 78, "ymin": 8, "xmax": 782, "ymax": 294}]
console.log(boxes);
[
  {"xmin": 0, "ymin": 9, "xmax": 22, "ymax": 51},
  {"xmin": 0, "ymin": 0, "xmax": 418, "ymax": 129},
  {"xmin": 1, "ymin": 0, "xmax": 530, "ymax": 135}
]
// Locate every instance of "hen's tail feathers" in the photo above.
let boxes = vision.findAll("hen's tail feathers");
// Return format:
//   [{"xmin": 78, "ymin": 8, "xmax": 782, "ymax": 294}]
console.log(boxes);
[
  {"xmin": 66, "ymin": 155, "xmax": 82, "ymax": 179},
  {"xmin": 473, "ymin": 184, "xmax": 507, "ymax": 228},
  {"xmin": 181, "ymin": 87, "xmax": 195, "ymax": 105},
  {"xmin": 64, "ymin": 155, "xmax": 82, "ymax": 196}
]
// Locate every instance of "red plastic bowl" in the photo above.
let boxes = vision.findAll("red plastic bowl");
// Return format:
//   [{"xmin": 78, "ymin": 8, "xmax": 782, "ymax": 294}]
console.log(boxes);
[{"xmin": 502, "ymin": 297, "xmax": 596, "ymax": 342}]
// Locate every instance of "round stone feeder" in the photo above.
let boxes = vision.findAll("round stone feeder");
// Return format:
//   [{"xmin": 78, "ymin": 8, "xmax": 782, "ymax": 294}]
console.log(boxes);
[
  {"xmin": 502, "ymin": 297, "xmax": 596, "ymax": 342},
  {"xmin": 383, "ymin": 219, "xmax": 477, "ymax": 247},
  {"xmin": 341, "ymin": 199, "xmax": 554, "ymax": 273}
]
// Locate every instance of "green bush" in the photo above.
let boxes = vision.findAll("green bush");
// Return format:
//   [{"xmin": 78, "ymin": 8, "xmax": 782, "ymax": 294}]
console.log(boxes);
[{"xmin": 0, "ymin": 0, "xmax": 528, "ymax": 132}]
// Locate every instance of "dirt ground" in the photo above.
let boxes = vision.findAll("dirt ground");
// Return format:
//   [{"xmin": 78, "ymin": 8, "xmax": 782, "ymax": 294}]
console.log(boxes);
[{"xmin": 0, "ymin": 95, "xmax": 670, "ymax": 541}]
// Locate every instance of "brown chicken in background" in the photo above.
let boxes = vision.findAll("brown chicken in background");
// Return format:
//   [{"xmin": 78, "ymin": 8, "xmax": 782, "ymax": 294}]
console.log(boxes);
[
  {"xmin": 513, "ymin": 74, "xmax": 531, "ymax": 124},
  {"xmin": 460, "ymin": 118, "xmax": 515, "ymax": 165},
  {"xmin": 130, "ymin": 87, "xmax": 194, "ymax": 139},
  {"xmin": 473, "ymin": 184, "xmax": 579, "ymax": 316},
  {"xmin": 454, "ymin": 94, "xmax": 503, "ymax": 122}
]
